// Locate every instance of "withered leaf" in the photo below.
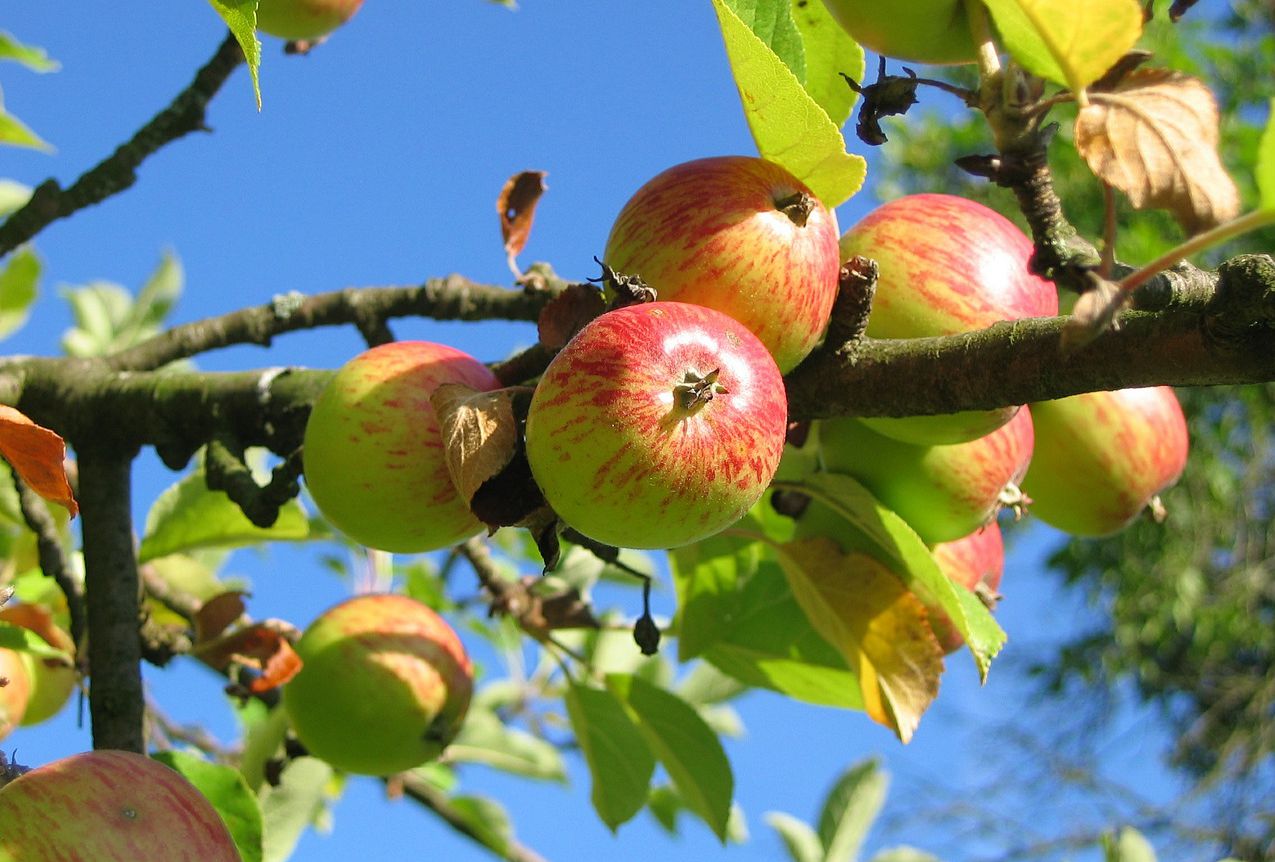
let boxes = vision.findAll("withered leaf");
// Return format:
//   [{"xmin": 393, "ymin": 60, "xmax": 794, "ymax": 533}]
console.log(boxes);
[
  {"xmin": 1076, "ymin": 68, "xmax": 1240, "ymax": 233},
  {"xmin": 0, "ymin": 604, "xmax": 74, "ymax": 656},
  {"xmin": 1061, "ymin": 273, "xmax": 1126, "ymax": 350},
  {"xmin": 537, "ymin": 283, "xmax": 605, "ymax": 350},
  {"xmin": 0, "ymin": 405, "xmax": 78, "ymax": 518},
  {"xmin": 191, "ymin": 618, "xmax": 303, "ymax": 693},
  {"xmin": 193, "ymin": 591, "xmax": 249, "ymax": 644},
  {"xmin": 431, "ymin": 383, "xmax": 523, "ymax": 506},
  {"xmin": 776, "ymin": 538, "xmax": 944, "ymax": 743},
  {"xmin": 497, "ymin": 170, "xmax": 548, "ymax": 277}
]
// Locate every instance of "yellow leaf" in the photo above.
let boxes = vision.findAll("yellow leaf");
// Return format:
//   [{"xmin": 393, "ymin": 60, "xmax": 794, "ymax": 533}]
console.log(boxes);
[
  {"xmin": 981, "ymin": 0, "xmax": 1143, "ymax": 94},
  {"xmin": 777, "ymin": 537, "xmax": 943, "ymax": 742},
  {"xmin": 712, "ymin": 0, "xmax": 865, "ymax": 207}
]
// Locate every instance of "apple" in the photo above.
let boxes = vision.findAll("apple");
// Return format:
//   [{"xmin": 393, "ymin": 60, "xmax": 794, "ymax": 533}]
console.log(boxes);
[
  {"xmin": 524, "ymin": 301, "xmax": 788, "ymax": 549},
  {"xmin": 283, "ymin": 593, "xmax": 473, "ymax": 776},
  {"xmin": 819, "ymin": 406, "xmax": 1034, "ymax": 544},
  {"xmin": 0, "ymin": 649, "xmax": 29, "ymax": 741},
  {"xmin": 256, "ymin": 0, "xmax": 364, "ymax": 41},
  {"xmin": 0, "ymin": 605, "xmax": 77, "ymax": 727},
  {"xmin": 302, "ymin": 340, "xmax": 501, "ymax": 554},
  {"xmin": 1022, "ymin": 386, "xmax": 1189, "ymax": 536},
  {"xmin": 929, "ymin": 523, "xmax": 1004, "ymax": 653},
  {"xmin": 603, "ymin": 156, "xmax": 841, "ymax": 373},
  {"xmin": 839, "ymin": 193, "xmax": 1058, "ymax": 444},
  {"xmin": 820, "ymin": 0, "xmax": 979, "ymax": 65},
  {"xmin": 0, "ymin": 750, "xmax": 239, "ymax": 861}
]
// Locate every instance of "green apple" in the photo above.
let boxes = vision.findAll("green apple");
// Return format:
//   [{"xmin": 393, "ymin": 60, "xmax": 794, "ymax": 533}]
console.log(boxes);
[
  {"xmin": 819, "ymin": 406, "xmax": 1034, "ymax": 544},
  {"xmin": 819, "ymin": 0, "xmax": 979, "ymax": 65},
  {"xmin": 283, "ymin": 593, "xmax": 474, "ymax": 776},
  {"xmin": 603, "ymin": 156, "xmax": 841, "ymax": 373},
  {"xmin": 256, "ymin": 0, "xmax": 365, "ymax": 40},
  {"xmin": 0, "ymin": 750, "xmax": 240, "ymax": 861},
  {"xmin": 0, "ymin": 605, "xmax": 77, "ymax": 727},
  {"xmin": 0, "ymin": 649, "xmax": 29, "ymax": 741},
  {"xmin": 302, "ymin": 340, "xmax": 500, "ymax": 554},
  {"xmin": 1023, "ymin": 386, "xmax": 1189, "ymax": 536},
  {"xmin": 524, "ymin": 302, "xmax": 789, "ymax": 550}
]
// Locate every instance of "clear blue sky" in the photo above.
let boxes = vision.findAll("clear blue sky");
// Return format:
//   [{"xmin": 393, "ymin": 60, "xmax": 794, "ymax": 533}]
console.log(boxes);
[{"xmin": 1, "ymin": 4, "xmax": 1190, "ymax": 860}]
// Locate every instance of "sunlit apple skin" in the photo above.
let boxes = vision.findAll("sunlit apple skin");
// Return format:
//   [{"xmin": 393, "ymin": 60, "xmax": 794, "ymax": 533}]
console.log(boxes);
[
  {"xmin": 0, "ymin": 649, "xmax": 30, "ymax": 740},
  {"xmin": 819, "ymin": 0, "xmax": 978, "ymax": 65},
  {"xmin": 256, "ymin": 0, "xmax": 364, "ymax": 40},
  {"xmin": 929, "ymin": 523, "xmax": 1004, "ymax": 653},
  {"xmin": 819, "ymin": 407, "xmax": 1034, "ymax": 544},
  {"xmin": 0, "ymin": 750, "xmax": 239, "ymax": 861},
  {"xmin": 1023, "ymin": 387, "xmax": 1189, "ymax": 537},
  {"xmin": 283, "ymin": 593, "xmax": 473, "ymax": 776},
  {"xmin": 13, "ymin": 620, "xmax": 76, "ymax": 727},
  {"xmin": 525, "ymin": 302, "xmax": 788, "ymax": 550},
  {"xmin": 303, "ymin": 341, "xmax": 500, "ymax": 554},
  {"xmin": 603, "ymin": 156, "xmax": 841, "ymax": 373},
  {"xmin": 840, "ymin": 194, "xmax": 1058, "ymax": 444}
]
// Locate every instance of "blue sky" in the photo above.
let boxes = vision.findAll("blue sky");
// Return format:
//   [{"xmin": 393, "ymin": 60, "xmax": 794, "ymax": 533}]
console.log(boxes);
[{"xmin": 1, "ymin": 4, "xmax": 1192, "ymax": 860}]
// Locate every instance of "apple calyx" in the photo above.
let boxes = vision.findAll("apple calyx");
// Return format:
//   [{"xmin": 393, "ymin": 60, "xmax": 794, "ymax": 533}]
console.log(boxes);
[
  {"xmin": 774, "ymin": 191, "xmax": 817, "ymax": 227},
  {"xmin": 673, "ymin": 368, "xmax": 727, "ymax": 412}
]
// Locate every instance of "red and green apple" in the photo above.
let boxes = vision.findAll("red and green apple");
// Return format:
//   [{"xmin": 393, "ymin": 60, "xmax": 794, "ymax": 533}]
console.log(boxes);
[
  {"xmin": 302, "ymin": 340, "xmax": 500, "ymax": 554},
  {"xmin": 256, "ymin": 0, "xmax": 365, "ymax": 40},
  {"xmin": 929, "ymin": 523, "xmax": 1004, "ymax": 653},
  {"xmin": 283, "ymin": 593, "xmax": 474, "ymax": 776},
  {"xmin": 603, "ymin": 156, "xmax": 841, "ymax": 373},
  {"xmin": 524, "ymin": 301, "xmax": 789, "ymax": 549},
  {"xmin": 0, "ymin": 750, "xmax": 239, "ymax": 861},
  {"xmin": 1023, "ymin": 386, "xmax": 1189, "ymax": 536}
]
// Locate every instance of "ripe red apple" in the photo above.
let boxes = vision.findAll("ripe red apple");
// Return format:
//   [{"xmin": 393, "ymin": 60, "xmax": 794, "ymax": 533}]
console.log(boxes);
[
  {"xmin": 839, "ymin": 193, "xmax": 1058, "ymax": 444},
  {"xmin": 283, "ymin": 593, "xmax": 473, "ymax": 776},
  {"xmin": 0, "ymin": 649, "xmax": 30, "ymax": 740},
  {"xmin": 256, "ymin": 0, "xmax": 364, "ymax": 40},
  {"xmin": 819, "ymin": 406, "xmax": 1034, "ymax": 544},
  {"xmin": 303, "ymin": 341, "xmax": 500, "ymax": 553},
  {"xmin": 603, "ymin": 156, "xmax": 841, "ymax": 373},
  {"xmin": 929, "ymin": 523, "xmax": 1004, "ymax": 653},
  {"xmin": 0, "ymin": 750, "xmax": 239, "ymax": 861},
  {"xmin": 524, "ymin": 301, "xmax": 788, "ymax": 549},
  {"xmin": 1022, "ymin": 386, "xmax": 1189, "ymax": 536},
  {"xmin": 819, "ymin": 0, "xmax": 979, "ymax": 65}
]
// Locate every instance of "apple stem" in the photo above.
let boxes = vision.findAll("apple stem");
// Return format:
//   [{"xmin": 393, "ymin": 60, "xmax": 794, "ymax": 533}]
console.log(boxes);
[
  {"xmin": 674, "ymin": 368, "xmax": 724, "ymax": 412},
  {"xmin": 775, "ymin": 191, "xmax": 816, "ymax": 228}
]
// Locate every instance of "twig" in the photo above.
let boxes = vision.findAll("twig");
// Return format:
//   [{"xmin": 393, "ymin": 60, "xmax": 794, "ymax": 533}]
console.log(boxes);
[
  {"xmin": 395, "ymin": 771, "xmax": 551, "ymax": 862},
  {"xmin": 0, "ymin": 33, "xmax": 244, "ymax": 258},
  {"xmin": 12, "ymin": 467, "xmax": 86, "ymax": 656}
]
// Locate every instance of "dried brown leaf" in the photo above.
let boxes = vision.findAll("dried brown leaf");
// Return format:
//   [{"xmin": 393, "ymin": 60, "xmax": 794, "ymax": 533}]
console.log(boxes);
[
  {"xmin": 537, "ymin": 283, "xmax": 605, "ymax": 350},
  {"xmin": 1076, "ymin": 68, "xmax": 1240, "ymax": 233},
  {"xmin": 193, "ymin": 591, "xmax": 248, "ymax": 644},
  {"xmin": 191, "ymin": 618, "xmax": 303, "ymax": 692},
  {"xmin": 1061, "ymin": 274, "xmax": 1126, "ymax": 350},
  {"xmin": 0, "ymin": 405, "xmax": 78, "ymax": 518},
  {"xmin": 497, "ymin": 170, "xmax": 548, "ymax": 275},
  {"xmin": 431, "ymin": 383, "xmax": 523, "ymax": 507}
]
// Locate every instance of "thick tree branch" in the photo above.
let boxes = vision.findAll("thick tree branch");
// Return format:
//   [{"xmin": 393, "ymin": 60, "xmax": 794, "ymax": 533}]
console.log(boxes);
[
  {"xmin": 107, "ymin": 277, "xmax": 568, "ymax": 372},
  {"xmin": 77, "ymin": 445, "xmax": 144, "ymax": 753},
  {"xmin": 0, "ymin": 33, "xmax": 244, "ymax": 258}
]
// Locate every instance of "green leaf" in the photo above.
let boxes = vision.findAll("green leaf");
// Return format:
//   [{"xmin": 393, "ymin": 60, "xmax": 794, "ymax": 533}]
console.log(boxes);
[
  {"xmin": 0, "ymin": 246, "xmax": 40, "ymax": 341},
  {"xmin": 1105, "ymin": 826, "xmax": 1157, "ymax": 862},
  {"xmin": 818, "ymin": 758, "xmax": 888, "ymax": 862},
  {"xmin": 238, "ymin": 704, "xmax": 291, "ymax": 792},
  {"xmin": 0, "ymin": 33, "xmax": 59, "ymax": 72},
  {"xmin": 0, "ymin": 105, "xmax": 51, "ymax": 153},
  {"xmin": 139, "ymin": 457, "xmax": 311, "ymax": 563},
  {"xmin": 675, "ymin": 661, "xmax": 749, "ymax": 706},
  {"xmin": 790, "ymin": 474, "xmax": 1006, "ymax": 680},
  {"xmin": 446, "ymin": 795, "xmax": 514, "ymax": 856},
  {"xmin": 980, "ymin": 0, "xmax": 1143, "ymax": 93},
  {"xmin": 152, "ymin": 750, "xmax": 264, "ymax": 862},
  {"xmin": 607, "ymin": 673, "xmax": 734, "ymax": 842},
  {"xmin": 721, "ymin": 0, "xmax": 807, "ymax": 81},
  {"xmin": 207, "ymin": 0, "xmax": 263, "ymax": 110},
  {"xmin": 446, "ymin": 709, "xmax": 567, "ymax": 782},
  {"xmin": 563, "ymin": 681, "xmax": 654, "ymax": 831},
  {"xmin": 789, "ymin": 0, "xmax": 864, "ymax": 127},
  {"xmin": 764, "ymin": 811, "xmax": 824, "ymax": 862},
  {"xmin": 60, "ymin": 281, "xmax": 132, "ymax": 357},
  {"xmin": 0, "ymin": 621, "xmax": 69, "ymax": 662},
  {"xmin": 115, "ymin": 252, "xmax": 183, "ymax": 348},
  {"xmin": 1258, "ymin": 97, "xmax": 1275, "ymax": 212},
  {"xmin": 711, "ymin": 0, "xmax": 866, "ymax": 207},
  {"xmin": 868, "ymin": 848, "xmax": 942, "ymax": 862},
  {"xmin": 260, "ymin": 756, "xmax": 333, "ymax": 862},
  {"xmin": 0, "ymin": 180, "xmax": 32, "ymax": 218}
]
